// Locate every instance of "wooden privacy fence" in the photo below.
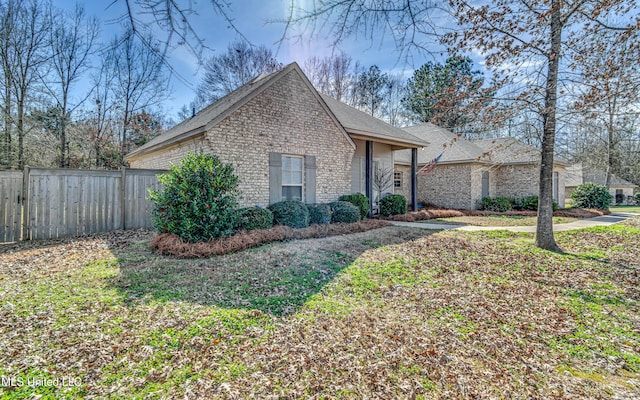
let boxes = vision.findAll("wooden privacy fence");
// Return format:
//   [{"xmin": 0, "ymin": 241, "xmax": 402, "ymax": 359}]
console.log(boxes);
[{"xmin": 0, "ymin": 167, "xmax": 166, "ymax": 242}]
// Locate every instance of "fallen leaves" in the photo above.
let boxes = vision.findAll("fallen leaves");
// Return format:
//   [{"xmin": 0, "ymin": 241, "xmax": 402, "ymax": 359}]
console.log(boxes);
[{"xmin": 0, "ymin": 222, "xmax": 638, "ymax": 398}]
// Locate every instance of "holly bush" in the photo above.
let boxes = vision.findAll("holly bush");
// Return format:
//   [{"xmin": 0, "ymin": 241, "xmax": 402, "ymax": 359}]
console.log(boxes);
[
  {"xmin": 338, "ymin": 193, "xmax": 370, "ymax": 219},
  {"xmin": 329, "ymin": 201, "xmax": 360, "ymax": 223},
  {"xmin": 570, "ymin": 182, "xmax": 611, "ymax": 210},
  {"xmin": 149, "ymin": 152, "xmax": 240, "ymax": 242},
  {"xmin": 379, "ymin": 194, "xmax": 407, "ymax": 216}
]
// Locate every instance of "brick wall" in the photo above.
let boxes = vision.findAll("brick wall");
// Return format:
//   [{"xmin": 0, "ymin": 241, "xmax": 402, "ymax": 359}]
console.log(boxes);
[
  {"xmin": 417, "ymin": 163, "xmax": 474, "ymax": 209},
  {"xmin": 129, "ymin": 70, "xmax": 354, "ymax": 207},
  {"xmin": 205, "ymin": 69, "xmax": 354, "ymax": 207},
  {"xmin": 396, "ymin": 162, "xmax": 566, "ymax": 210},
  {"xmin": 128, "ymin": 136, "xmax": 210, "ymax": 169},
  {"xmin": 496, "ymin": 164, "xmax": 566, "ymax": 203}
]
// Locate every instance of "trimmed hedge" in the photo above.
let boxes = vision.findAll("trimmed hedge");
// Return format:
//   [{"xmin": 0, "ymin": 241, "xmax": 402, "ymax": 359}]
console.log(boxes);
[
  {"xmin": 635, "ymin": 192, "xmax": 640, "ymax": 206},
  {"xmin": 148, "ymin": 152, "xmax": 240, "ymax": 243},
  {"xmin": 236, "ymin": 207, "xmax": 273, "ymax": 231},
  {"xmin": 480, "ymin": 196, "xmax": 512, "ymax": 212},
  {"xmin": 308, "ymin": 203, "xmax": 332, "ymax": 225},
  {"xmin": 379, "ymin": 194, "xmax": 407, "ymax": 216},
  {"xmin": 515, "ymin": 195, "xmax": 558, "ymax": 211},
  {"xmin": 329, "ymin": 201, "xmax": 360, "ymax": 223},
  {"xmin": 268, "ymin": 201, "xmax": 310, "ymax": 228},
  {"xmin": 570, "ymin": 182, "xmax": 611, "ymax": 210},
  {"xmin": 338, "ymin": 193, "xmax": 370, "ymax": 219}
]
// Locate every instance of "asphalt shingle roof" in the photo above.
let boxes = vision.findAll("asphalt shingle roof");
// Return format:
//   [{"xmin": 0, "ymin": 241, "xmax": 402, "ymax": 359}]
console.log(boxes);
[
  {"xmin": 395, "ymin": 123, "xmax": 485, "ymax": 165},
  {"xmin": 319, "ymin": 94, "xmax": 427, "ymax": 148},
  {"xmin": 127, "ymin": 62, "xmax": 426, "ymax": 159},
  {"xmin": 566, "ymin": 164, "xmax": 637, "ymax": 188}
]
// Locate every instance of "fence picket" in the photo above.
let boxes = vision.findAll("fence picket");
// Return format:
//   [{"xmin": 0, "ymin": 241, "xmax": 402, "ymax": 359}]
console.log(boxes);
[{"xmin": 0, "ymin": 168, "xmax": 165, "ymax": 242}]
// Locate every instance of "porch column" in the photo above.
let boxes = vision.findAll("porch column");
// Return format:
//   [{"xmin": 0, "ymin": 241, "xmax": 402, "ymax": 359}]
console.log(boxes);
[
  {"xmin": 365, "ymin": 140, "xmax": 373, "ymax": 217},
  {"xmin": 411, "ymin": 147, "xmax": 418, "ymax": 212}
]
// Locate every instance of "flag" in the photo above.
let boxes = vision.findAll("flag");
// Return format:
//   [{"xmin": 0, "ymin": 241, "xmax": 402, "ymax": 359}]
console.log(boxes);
[{"xmin": 418, "ymin": 152, "xmax": 443, "ymax": 175}]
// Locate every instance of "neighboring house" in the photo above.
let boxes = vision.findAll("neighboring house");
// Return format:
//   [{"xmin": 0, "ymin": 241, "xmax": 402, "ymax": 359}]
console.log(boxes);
[
  {"xmin": 565, "ymin": 164, "xmax": 637, "ymax": 205},
  {"xmin": 394, "ymin": 123, "xmax": 567, "ymax": 209},
  {"xmin": 126, "ymin": 62, "xmax": 427, "ymax": 211}
]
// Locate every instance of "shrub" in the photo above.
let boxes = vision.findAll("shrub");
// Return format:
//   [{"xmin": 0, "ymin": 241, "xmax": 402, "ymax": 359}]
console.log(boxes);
[
  {"xmin": 268, "ymin": 200, "xmax": 310, "ymax": 228},
  {"xmin": 379, "ymin": 194, "xmax": 407, "ymax": 216},
  {"xmin": 570, "ymin": 182, "xmax": 611, "ymax": 210},
  {"xmin": 338, "ymin": 193, "xmax": 370, "ymax": 219},
  {"xmin": 308, "ymin": 203, "xmax": 332, "ymax": 225},
  {"xmin": 634, "ymin": 192, "xmax": 640, "ymax": 206},
  {"xmin": 148, "ymin": 152, "xmax": 240, "ymax": 243},
  {"xmin": 479, "ymin": 196, "xmax": 512, "ymax": 212},
  {"xmin": 515, "ymin": 195, "xmax": 558, "ymax": 211},
  {"xmin": 236, "ymin": 207, "xmax": 273, "ymax": 231},
  {"xmin": 329, "ymin": 201, "xmax": 360, "ymax": 223}
]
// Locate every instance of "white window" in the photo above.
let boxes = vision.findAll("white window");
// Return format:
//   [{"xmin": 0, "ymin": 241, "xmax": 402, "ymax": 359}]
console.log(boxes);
[
  {"xmin": 394, "ymin": 171, "xmax": 403, "ymax": 188},
  {"xmin": 282, "ymin": 155, "xmax": 303, "ymax": 201}
]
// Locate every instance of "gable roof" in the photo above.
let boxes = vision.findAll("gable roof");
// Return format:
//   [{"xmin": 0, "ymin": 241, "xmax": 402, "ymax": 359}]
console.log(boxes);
[
  {"xmin": 396, "ymin": 124, "xmax": 571, "ymax": 167},
  {"xmin": 566, "ymin": 164, "xmax": 637, "ymax": 188},
  {"xmin": 395, "ymin": 123, "xmax": 486, "ymax": 165},
  {"xmin": 473, "ymin": 137, "xmax": 569, "ymax": 166},
  {"xmin": 319, "ymin": 94, "xmax": 427, "ymax": 149},
  {"xmin": 127, "ymin": 62, "xmax": 355, "ymax": 160},
  {"xmin": 127, "ymin": 62, "xmax": 427, "ymax": 160}
]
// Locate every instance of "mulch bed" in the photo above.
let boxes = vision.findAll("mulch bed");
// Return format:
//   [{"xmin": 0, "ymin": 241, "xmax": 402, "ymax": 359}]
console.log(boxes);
[
  {"xmin": 150, "ymin": 219, "xmax": 391, "ymax": 258},
  {"xmin": 384, "ymin": 207, "xmax": 610, "ymax": 222}
]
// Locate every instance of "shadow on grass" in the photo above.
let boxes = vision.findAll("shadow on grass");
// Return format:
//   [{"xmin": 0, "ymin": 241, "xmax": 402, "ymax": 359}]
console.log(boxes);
[{"xmin": 106, "ymin": 226, "xmax": 436, "ymax": 317}]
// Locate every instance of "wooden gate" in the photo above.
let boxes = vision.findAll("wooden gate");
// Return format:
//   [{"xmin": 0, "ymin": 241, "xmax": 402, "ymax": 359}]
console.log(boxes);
[{"xmin": 0, "ymin": 171, "xmax": 23, "ymax": 242}]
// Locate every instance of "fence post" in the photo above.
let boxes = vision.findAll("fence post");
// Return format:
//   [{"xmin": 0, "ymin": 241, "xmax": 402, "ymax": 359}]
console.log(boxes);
[
  {"xmin": 120, "ymin": 167, "xmax": 126, "ymax": 230},
  {"xmin": 21, "ymin": 166, "xmax": 30, "ymax": 241}
]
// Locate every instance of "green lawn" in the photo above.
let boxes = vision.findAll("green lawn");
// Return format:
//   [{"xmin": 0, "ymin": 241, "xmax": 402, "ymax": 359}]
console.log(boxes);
[
  {"xmin": 610, "ymin": 205, "xmax": 640, "ymax": 213},
  {"xmin": 0, "ymin": 220, "xmax": 638, "ymax": 398}
]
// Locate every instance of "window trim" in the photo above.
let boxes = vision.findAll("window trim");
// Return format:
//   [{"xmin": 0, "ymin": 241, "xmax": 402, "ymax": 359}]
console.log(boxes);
[
  {"xmin": 281, "ymin": 154, "xmax": 304, "ymax": 201},
  {"xmin": 394, "ymin": 171, "xmax": 403, "ymax": 189}
]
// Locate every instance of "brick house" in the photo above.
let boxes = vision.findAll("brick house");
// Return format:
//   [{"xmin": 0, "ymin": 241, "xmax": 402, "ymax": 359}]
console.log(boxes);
[
  {"xmin": 126, "ymin": 63, "xmax": 427, "ymax": 212},
  {"xmin": 565, "ymin": 164, "xmax": 637, "ymax": 205},
  {"xmin": 394, "ymin": 123, "xmax": 567, "ymax": 209}
]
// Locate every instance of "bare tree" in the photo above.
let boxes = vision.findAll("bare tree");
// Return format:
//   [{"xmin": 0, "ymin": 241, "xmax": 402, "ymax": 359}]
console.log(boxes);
[
  {"xmin": 5, "ymin": 0, "xmax": 51, "ymax": 170},
  {"xmin": 373, "ymin": 164, "xmax": 394, "ymax": 201},
  {"xmin": 0, "ymin": 0, "xmax": 16, "ymax": 169},
  {"xmin": 115, "ymin": 0, "xmax": 248, "ymax": 63},
  {"xmin": 110, "ymin": 30, "xmax": 168, "ymax": 164},
  {"xmin": 573, "ymin": 33, "xmax": 640, "ymax": 188},
  {"xmin": 303, "ymin": 52, "xmax": 358, "ymax": 103},
  {"xmin": 445, "ymin": 0, "xmax": 639, "ymax": 251},
  {"xmin": 195, "ymin": 41, "xmax": 282, "ymax": 106},
  {"xmin": 87, "ymin": 57, "xmax": 119, "ymax": 168},
  {"xmin": 282, "ymin": 0, "xmax": 444, "ymax": 63},
  {"xmin": 46, "ymin": 4, "xmax": 99, "ymax": 167}
]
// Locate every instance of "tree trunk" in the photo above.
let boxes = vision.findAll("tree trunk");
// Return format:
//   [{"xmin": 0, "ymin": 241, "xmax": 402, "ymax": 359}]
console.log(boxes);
[
  {"xmin": 605, "ymin": 97, "xmax": 616, "ymax": 189},
  {"xmin": 535, "ymin": 1, "xmax": 562, "ymax": 252},
  {"xmin": 60, "ymin": 112, "xmax": 67, "ymax": 168},
  {"xmin": 16, "ymin": 96, "xmax": 24, "ymax": 170},
  {"xmin": 2, "ymin": 85, "xmax": 11, "ymax": 170}
]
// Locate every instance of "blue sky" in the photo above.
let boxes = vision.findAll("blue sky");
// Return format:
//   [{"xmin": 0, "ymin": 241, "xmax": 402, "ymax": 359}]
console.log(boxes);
[{"xmin": 55, "ymin": 0, "xmax": 451, "ymax": 120}]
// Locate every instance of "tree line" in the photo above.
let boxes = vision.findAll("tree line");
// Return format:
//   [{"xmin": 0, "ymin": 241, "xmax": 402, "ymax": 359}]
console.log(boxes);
[
  {"xmin": 180, "ymin": 41, "xmax": 500, "ymax": 136},
  {"xmin": 0, "ymin": 0, "xmax": 168, "ymax": 171}
]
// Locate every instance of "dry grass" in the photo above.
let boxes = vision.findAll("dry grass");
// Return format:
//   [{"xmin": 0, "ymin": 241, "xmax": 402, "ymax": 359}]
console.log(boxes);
[{"xmin": 0, "ymin": 221, "xmax": 638, "ymax": 399}]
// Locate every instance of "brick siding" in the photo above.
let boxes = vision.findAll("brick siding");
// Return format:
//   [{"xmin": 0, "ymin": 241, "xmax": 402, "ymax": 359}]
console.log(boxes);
[{"xmin": 131, "ymin": 69, "xmax": 354, "ymax": 207}]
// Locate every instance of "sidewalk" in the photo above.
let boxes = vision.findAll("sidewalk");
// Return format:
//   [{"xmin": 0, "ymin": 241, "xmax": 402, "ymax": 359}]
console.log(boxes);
[{"xmin": 389, "ymin": 212, "xmax": 637, "ymax": 232}]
